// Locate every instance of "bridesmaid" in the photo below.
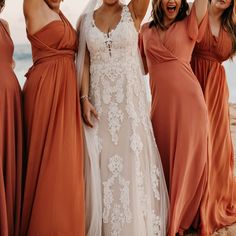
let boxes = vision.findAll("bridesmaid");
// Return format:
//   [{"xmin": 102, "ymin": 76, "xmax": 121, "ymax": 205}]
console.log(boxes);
[
  {"xmin": 20, "ymin": 0, "xmax": 85, "ymax": 235},
  {"xmin": 0, "ymin": 1, "xmax": 22, "ymax": 236},
  {"xmin": 139, "ymin": 0, "xmax": 209, "ymax": 234},
  {"xmin": 191, "ymin": 0, "xmax": 236, "ymax": 234}
]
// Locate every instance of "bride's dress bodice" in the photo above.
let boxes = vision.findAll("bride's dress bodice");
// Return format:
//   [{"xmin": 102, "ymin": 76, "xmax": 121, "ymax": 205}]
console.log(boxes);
[
  {"xmin": 85, "ymin": 6, "xmax": 150, "ymax": 145},
  {"xmin": 86, "ymin": 5, "xmax": 139, "ymax": 69}
]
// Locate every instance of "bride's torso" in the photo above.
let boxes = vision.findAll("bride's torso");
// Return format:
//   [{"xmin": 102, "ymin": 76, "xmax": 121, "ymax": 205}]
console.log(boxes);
[
  {"xmin": 86, "ymin": 5, "xmax": 140, "ymax": 70},
  {"xmin": 85, "ymin": 5, "xmax": 151, "ymax": 146}
]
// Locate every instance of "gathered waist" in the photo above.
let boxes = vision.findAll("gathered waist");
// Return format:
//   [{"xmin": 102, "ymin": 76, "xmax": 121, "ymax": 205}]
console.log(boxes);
[
  {"xmin": 192, "ymin": 51, "xmax": 222, "ymax": 64},
  {"xmin": 32, "ymin": 51, "xmax": 75, "ymax": 66},
  {"xmin": 26, "ymin": 50, "xmax": 75, "ymax": 78}
]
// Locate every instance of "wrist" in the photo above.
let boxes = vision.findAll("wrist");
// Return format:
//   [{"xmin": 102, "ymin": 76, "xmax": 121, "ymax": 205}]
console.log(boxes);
[{"xmin": 80, "ymin": 95, "xmax": 90, "ymax": 102}]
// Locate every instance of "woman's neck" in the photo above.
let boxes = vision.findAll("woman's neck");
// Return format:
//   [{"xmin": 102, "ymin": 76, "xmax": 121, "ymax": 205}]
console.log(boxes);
[
  {"xmin": 101, "ymin": 1, "xmax": 123, "ymax": 14},
  {"xmin": 209, "ymin": 3, "xmax": 223, "ymax": 21}
]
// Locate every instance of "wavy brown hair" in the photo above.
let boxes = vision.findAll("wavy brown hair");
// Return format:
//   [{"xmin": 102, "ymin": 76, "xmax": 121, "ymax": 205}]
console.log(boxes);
[
  {"xmin": 0, "ymin": 0, "xmax": 5, "ymax": 12},
  {"xmin": 149, "ymin": 0, "xmax": 189, "ymax": 29},
  {"xmin": 218, "ymin": 0, "xmax": 236, "ymax": 57}
]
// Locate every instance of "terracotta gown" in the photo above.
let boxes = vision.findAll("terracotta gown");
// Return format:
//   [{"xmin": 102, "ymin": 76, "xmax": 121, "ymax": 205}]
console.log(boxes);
[
  {"xmin": 139, "ymin": 6, "xmax": 208, "ymax": 236},
  {"xmin": 0, "ymin": 20, "xmax": 22, "ymax": 236},
  {"xmin": 20, "ymin": 12, "xmax": 85, "ymax": 236},
  {"xmin": 191, "ymin": 15, "xmax": 236, "ymax": 235}
]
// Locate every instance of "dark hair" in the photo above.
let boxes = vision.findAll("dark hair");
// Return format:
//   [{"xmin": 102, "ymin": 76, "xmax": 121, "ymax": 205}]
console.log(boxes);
[
  {"xmin": 220, "ymin": 0, "xmax": 236, "ymax": 57},
  {"xmin": 149, "ymin": 0, "xmax": 189, "ymax": 29},
  {"xmin": 0, "ymin": 0, "xmax": 5, "ymax": 12}
]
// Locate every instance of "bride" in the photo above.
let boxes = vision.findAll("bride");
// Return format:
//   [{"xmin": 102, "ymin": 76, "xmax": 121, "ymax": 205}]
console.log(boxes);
[{"xmin": 77, "ymin": 0, "xmax": 169, "ymax": 235}]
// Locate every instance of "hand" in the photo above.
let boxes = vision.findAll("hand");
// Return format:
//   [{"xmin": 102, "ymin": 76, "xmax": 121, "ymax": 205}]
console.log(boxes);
[{"xmin": 81, "ymin": 99, "xmax": 99, "ymax": 128}]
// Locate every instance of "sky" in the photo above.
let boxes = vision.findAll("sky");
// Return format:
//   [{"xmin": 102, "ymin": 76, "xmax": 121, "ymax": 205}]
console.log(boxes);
[{"xmin": 1, "ymin": 0, "xmax": 87, "ymax": 44}]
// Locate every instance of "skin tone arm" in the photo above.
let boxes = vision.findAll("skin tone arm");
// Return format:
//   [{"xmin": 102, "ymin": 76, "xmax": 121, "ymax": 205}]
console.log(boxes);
[
  {"xmin": 194, "ymin": 0, "xmax": 208, "ymax": 25},
  {"xmin": 23, "ymin": 0, "xmax": 61, "ymax": 35},
  {"xmin": 128, "ymin": 0, "xmax": 150, "ymax": 29},
  {"xmin": 80, "ymin": 48, "xmax": 98, "ymax": 128}
]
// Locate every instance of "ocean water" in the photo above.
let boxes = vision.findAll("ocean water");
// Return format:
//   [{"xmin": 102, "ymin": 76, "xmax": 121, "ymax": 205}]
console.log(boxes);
[
  {"xmin": 14, "ymin": 44, "xmax": 236, "ymax": 103},
  {"xmin": 14, "ymin": 44, "xmax": 32, "ymax": 88}
]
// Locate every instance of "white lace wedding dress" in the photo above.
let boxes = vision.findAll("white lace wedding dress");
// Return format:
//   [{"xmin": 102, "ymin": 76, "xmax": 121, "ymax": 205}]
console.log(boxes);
[{"xmin": 83, "ymin": 5, "xmax": 169, "ymax": 236}]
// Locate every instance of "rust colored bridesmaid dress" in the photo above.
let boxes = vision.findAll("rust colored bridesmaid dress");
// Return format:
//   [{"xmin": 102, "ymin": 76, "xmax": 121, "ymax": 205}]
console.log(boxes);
[
  {"xmin": 0, "ymin": 20, "xmax": 22, "ymax": 236},
  {"xmin": 139, "ymin": 5, "xmax": 208, "ymax": 236},
  {"xmin": 20, "ymin": 12, "xmax": 85, "ymax": 236},
  {"xmin": 191, "ymin": 15, "xmax": 236, "ymax": 235}
]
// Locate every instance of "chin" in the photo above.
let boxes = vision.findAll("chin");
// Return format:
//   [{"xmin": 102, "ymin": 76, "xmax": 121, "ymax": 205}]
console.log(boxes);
[{"xmin": 103, "ymin": 0, "xmax": 119, "ymax": 6}]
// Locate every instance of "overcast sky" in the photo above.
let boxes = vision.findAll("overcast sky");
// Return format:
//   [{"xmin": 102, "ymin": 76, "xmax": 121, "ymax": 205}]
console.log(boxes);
[{"xmin": 1, "ymin": 0, "xmax": 87, "ymax": 44}]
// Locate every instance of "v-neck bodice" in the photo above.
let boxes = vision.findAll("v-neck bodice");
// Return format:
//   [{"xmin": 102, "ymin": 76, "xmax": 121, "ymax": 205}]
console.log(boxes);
[
  {"xmin": 193, "ymin": 15, "xmax": 232, "ymax": 63},
  {"xmin": 139, "ymin": 5, "xmax": 208, "ymax": 66}
]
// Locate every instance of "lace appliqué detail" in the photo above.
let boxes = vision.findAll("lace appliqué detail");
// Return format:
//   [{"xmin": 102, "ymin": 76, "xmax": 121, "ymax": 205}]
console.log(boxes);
[
  {"xmin": 151, "ymin": 165, "xmax": 161, "ymax": 200},
  {"xmin": 108, "ymin": 102, "xmax": 124, "ymax": 145},
  {"xmin": 103, "ymin": 155, "xmax": 132, "ymax": 236},
  {"xmin": 152, "ymin": 211, "xmax": 161, "ymax": 236}
]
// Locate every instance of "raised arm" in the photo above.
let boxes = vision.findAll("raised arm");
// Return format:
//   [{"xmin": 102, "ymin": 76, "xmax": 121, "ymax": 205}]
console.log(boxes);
[
  {"xmin": 23, "ymin": 0, "xmax": 61, "ymax": 35},
  {"xmin": 194, "ymin": 0, "xmax": 208, "ymax": 25},
  {"xmin": 128, "ymin": 0, "xmax": 150, "ymax": 28},
  {"xmin": 23, "ymin": 0, "xmax": 44, "ymax": 18}
]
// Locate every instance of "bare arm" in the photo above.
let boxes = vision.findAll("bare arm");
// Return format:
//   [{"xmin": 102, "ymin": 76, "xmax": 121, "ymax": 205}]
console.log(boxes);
[
  {"xmin": 80, "ymin": 48, "xmax": 90, "ymax": 101},
  {"xmin": 23, "ymin": 0, "xmax": 61, "ymax": 35},
  {"xmin": 80, "ymin": 47, "xmax": 98, "ymax": 128},
  {"xmin": 194, "ymin": 0, "xmax": 208, "ymax": 25},
  {"xmin": 128, "ymin": 0, "xmax": 150, "ymax": 28},
  {"xmin": 23, "ymin": 0, "xmax": 44, "ymax": 18}
]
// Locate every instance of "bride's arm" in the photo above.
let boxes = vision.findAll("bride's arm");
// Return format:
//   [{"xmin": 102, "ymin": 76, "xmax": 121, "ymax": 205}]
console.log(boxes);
[
  {"xmin": 80, "ymin": 47, "xmax": 98, "ymax": 128},
  {"xmin": 128, "ymin": 0, "xmax": 150, "ymax": 28}
]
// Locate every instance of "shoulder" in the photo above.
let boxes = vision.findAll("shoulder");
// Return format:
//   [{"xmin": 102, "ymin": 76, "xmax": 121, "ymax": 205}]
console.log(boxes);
[
  {"xmin": 140, "ymin": 22, "xmax": 150, "ymax": 34},
  {"xmin": 0, "ymin": 19, "xmax": 9, "ymax": 28},
  {"xmin": 76, "ymin": 13, "xmax": 90, "ymax": 30},
  {"xmin": 0, "ymin": 19, "xmax": 10, "ymax": 33}
]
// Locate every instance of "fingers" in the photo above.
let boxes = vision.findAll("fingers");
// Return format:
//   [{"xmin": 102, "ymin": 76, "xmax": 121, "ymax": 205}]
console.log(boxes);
[
  {"xmin": 83, "ymin": 112, "xmax": 94, "ymax": 128},
  {"xmin": 91, "ymin": 107, "xmax": 99, "ymax": 120},
  {"xmin": 81, "ymin": 101, "xmax": 99, "ymax": 128}
]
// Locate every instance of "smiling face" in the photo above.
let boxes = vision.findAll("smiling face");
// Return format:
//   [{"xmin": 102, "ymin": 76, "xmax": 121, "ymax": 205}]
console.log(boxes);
[
  {"xmin": 211, "ymin": 0, "xmax": 232, "ymax": 10},
  {"xmin": 161, "ymin": 0, "xmax": 182, "ymax": 25},
  {"xmin": 44, "ymin": 0, "xmax": 62, "ymax": 11}
]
